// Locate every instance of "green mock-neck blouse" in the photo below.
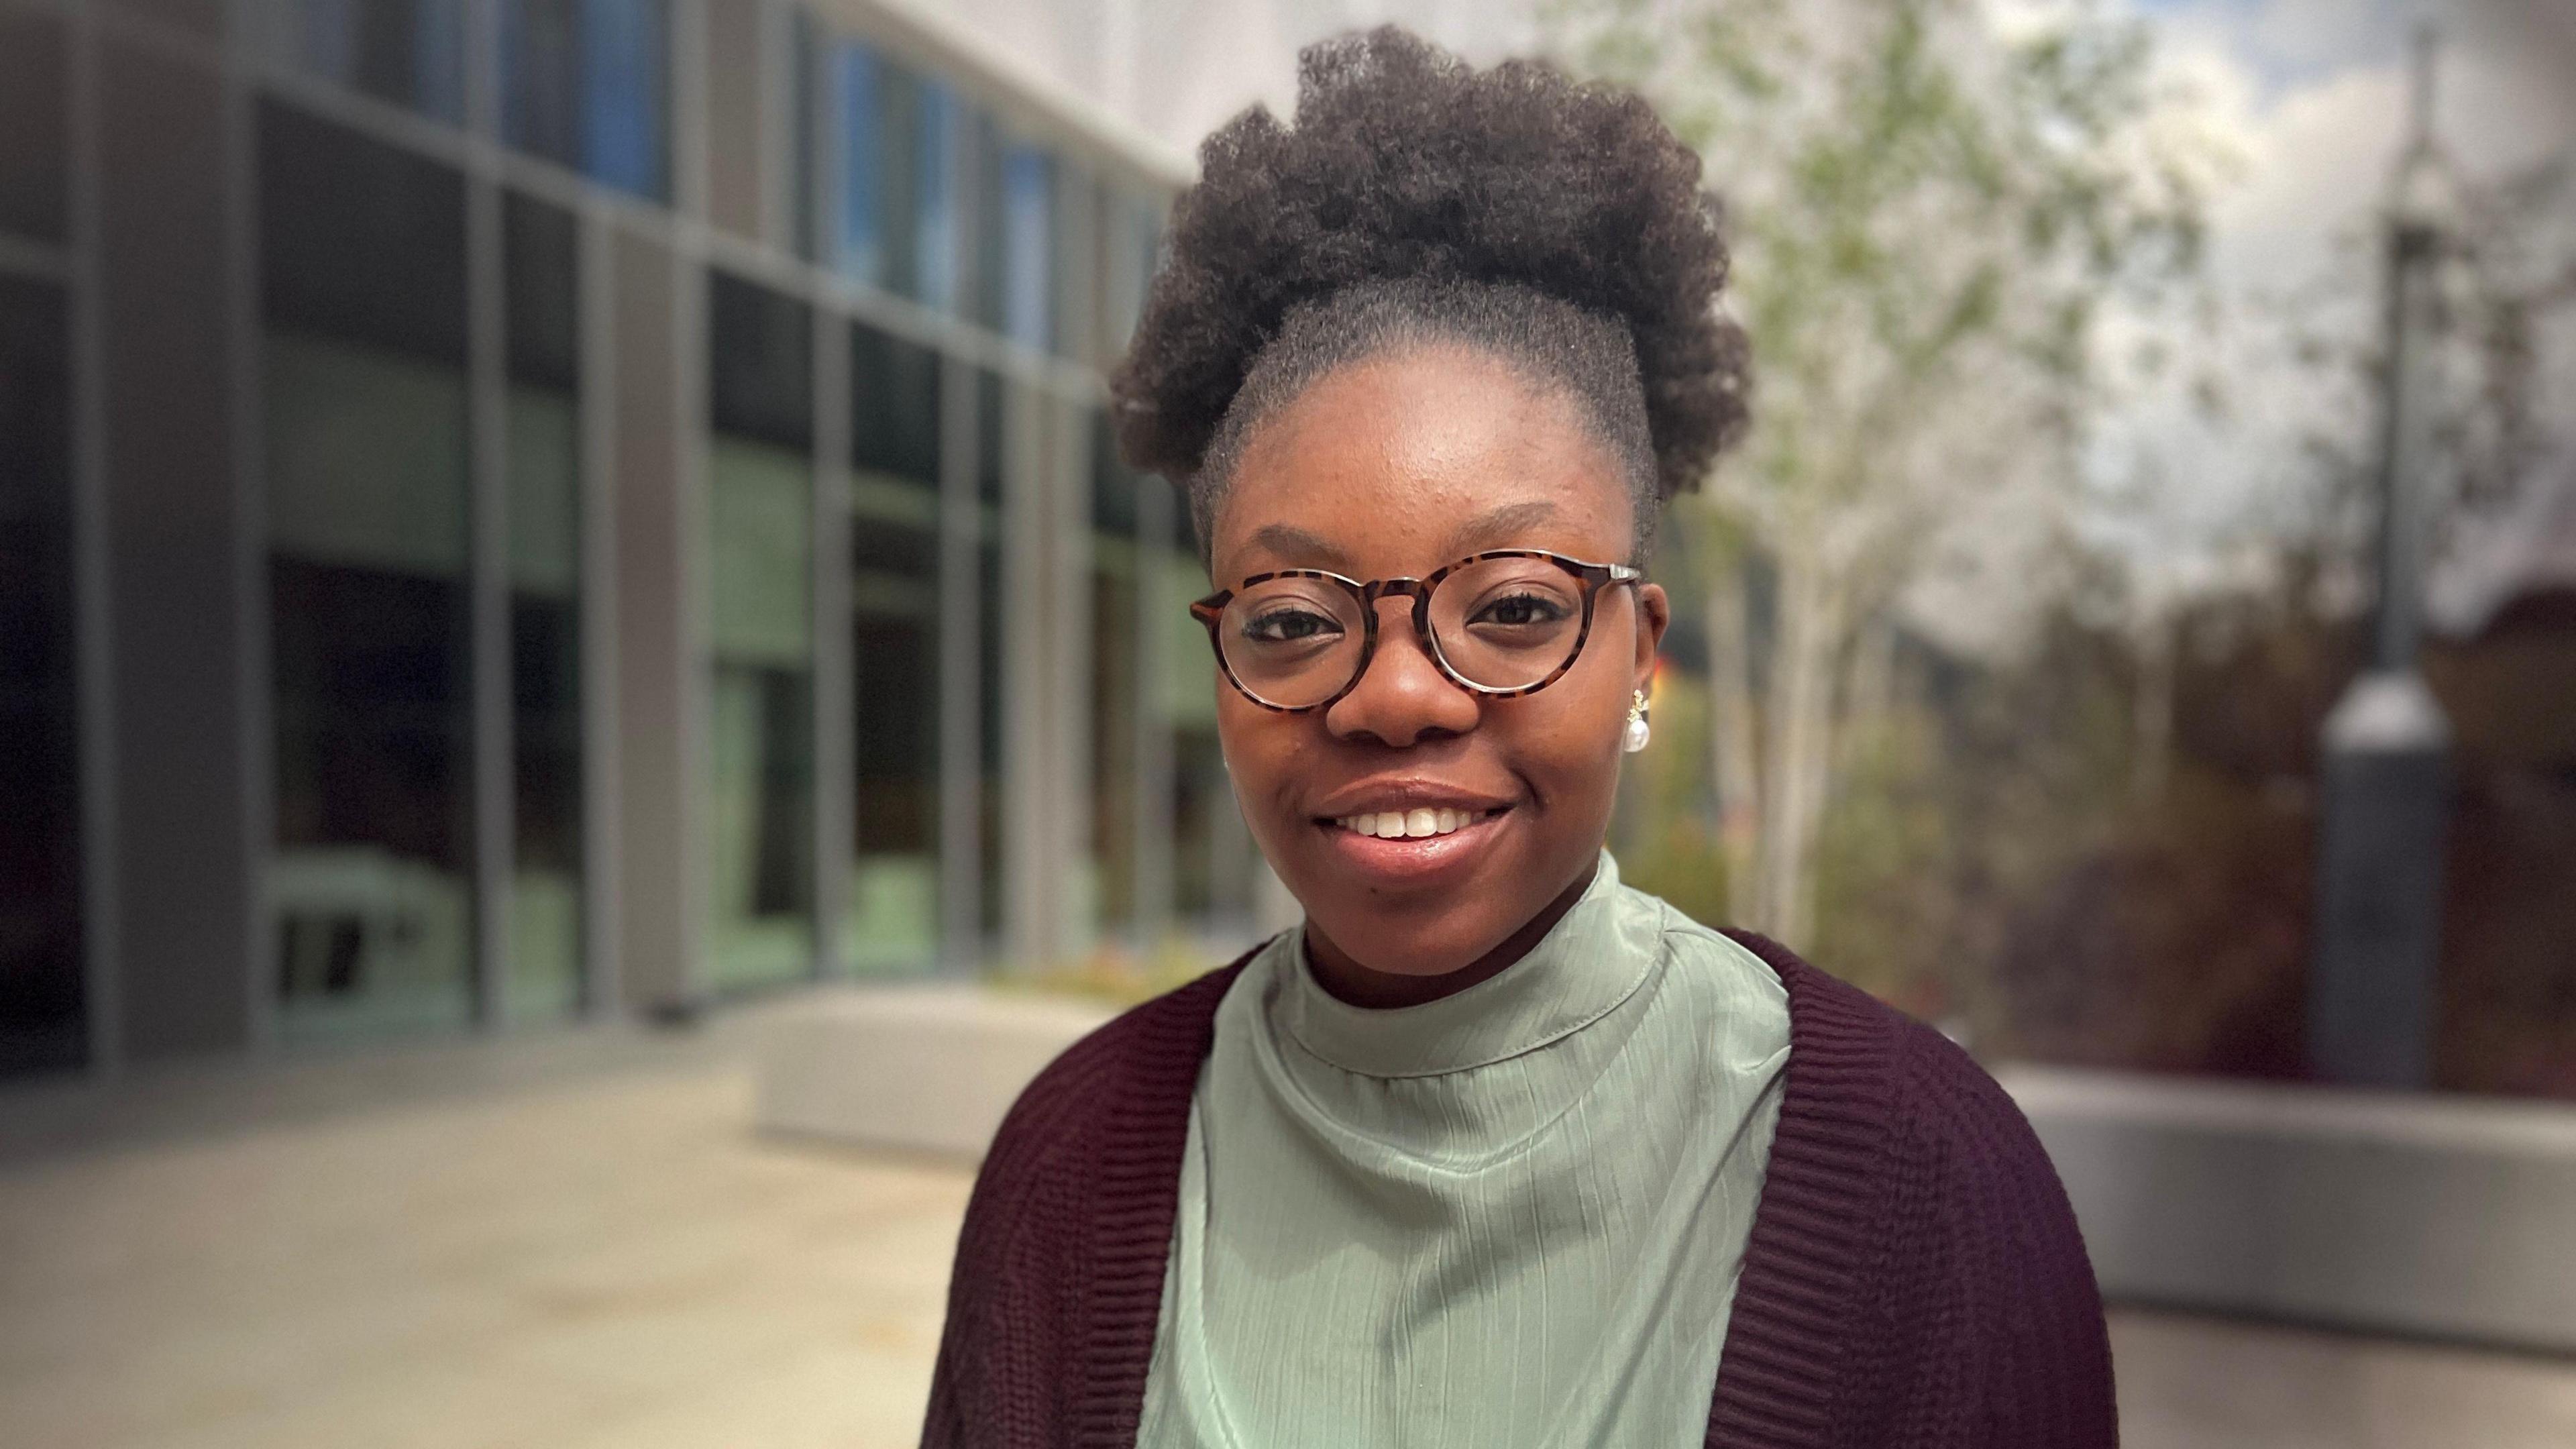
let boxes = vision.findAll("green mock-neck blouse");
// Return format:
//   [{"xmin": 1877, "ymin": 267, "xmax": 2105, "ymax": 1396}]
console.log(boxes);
[{"xmin": 1135, "ymin": 850, "xmax": 1792, "ymax": 1446}]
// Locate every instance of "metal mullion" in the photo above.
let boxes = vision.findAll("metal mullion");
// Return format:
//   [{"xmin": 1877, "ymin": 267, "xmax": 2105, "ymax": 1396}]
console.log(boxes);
[
  {"xmin": 1001, "ymin": 374, "xmax": 1047, "ymax": 969},
  {"xmin": 936, "ymin": 350, "xmax": 980, "ymax": 973},
  {"xmin": 464, "ymin": 0, "xmax": 511, "ymax": 1030},
  {"xmin": 578, "ymin": 200, "xmax": 621, "ymax": 1019},
  {"xmin": 756, "ymin": 0, "xmax": 793, "ymax": 252},
  {"xmin": 225, "ymin": 0, "xmax": 277, "ymax": 1054},
  {"xmin": 812, "ymin": 310, "xmax": 855, "ymax": 979},
  {"xmin": 66, "ymin": 0, "xmax": 123, "ymax": 1077},
  {"xmin": 672, "ymin": 0, "xmax": 710, "ymax": 224},
  {"xmin": 671, "ymin": 1, "xmax": 716, "ymax": 1003},
  {"xmin": 1053, "ymin": 396, "xmax": 1094, "ymax": 961}
]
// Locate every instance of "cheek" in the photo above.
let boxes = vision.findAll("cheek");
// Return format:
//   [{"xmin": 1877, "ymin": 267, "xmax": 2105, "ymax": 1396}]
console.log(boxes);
[
  {"xmin": 1211, "ymin": 692, "xmax": 1307, "ymax": 828},
  {"xmin": 1513, "ymin": 688, "xmax": 1627, "ymax": 800},
  {"xmin": 1495, "ymin": 652, "xmax": 1633, "ymax": 808}
]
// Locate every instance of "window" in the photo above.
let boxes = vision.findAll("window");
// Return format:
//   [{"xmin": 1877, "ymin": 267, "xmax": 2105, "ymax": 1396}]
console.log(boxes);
[
  {"xmin": 501, "ymin": 0, "xmax": 669, "ymax": 200},
  {"xmin": 824, "ymin": 40, "xmax": 973, "ymax": 315},
  {"xmin": 1097, "ymin": 189, "xmax": 1161, "ymax": 368},
  {"xmin": 1087, "ymin": 412, "xmax": 1140, "ymax": 939},
  {"xmin": 504, "ymin": 193, "xmax": 584, "ymax": 1023},
  {"xmin": 266, "ymin": 0, "xmax": 466, "ymax": 123},
  {"xmin": 0, "ymin": 278, "xmax": 83, "ymax": 1075},
  {"xmin": 845, "ymin": 322, "xmax": 945, "ymax": 973},
  {"xmin": 1002, "ymin": 144, "xmax": 1054, "ymax": 352},
  {"xmin": 706, "ymin": 272, "xmax": 816, "ymax": 992},
  {"xmin": 830, "ymin": 40, "xmax": 889, "ymax": 284},
  {"xmin": 1157, "ymin": 485, "xmax": 1255, "ymax": 932},
  {"xmin": 0, "ymin": 10, "xmax": 67, "ymax": 245},
  {"xmin": 962, "ymin": 107, "xmax": 1005, "ymax": 332},
  {"xmin": 260, "ymin": 103, "xmax": 475, "ymax": 1040},
  {"xmin": 915, "ymin": 77, "xmax": 961, "ymax": 313},
  {"xmin": 792, "ymin": 9, "xmax": 820, "ymax": 262}
]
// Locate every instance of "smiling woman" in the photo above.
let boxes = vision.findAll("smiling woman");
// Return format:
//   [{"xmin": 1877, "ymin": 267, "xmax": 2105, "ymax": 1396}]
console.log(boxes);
[{"xmin": 924, "ymin": 28, "xmax": 2114, "ymax": 1449}]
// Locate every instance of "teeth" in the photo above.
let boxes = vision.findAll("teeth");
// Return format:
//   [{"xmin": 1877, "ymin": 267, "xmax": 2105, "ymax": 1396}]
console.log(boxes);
[{"xmin": 1333, "ymin": 808, "xmax": 1492, "ymax": 837}]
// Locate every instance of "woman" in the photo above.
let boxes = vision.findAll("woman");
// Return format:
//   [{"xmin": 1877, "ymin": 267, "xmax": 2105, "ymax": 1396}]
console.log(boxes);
[{"xmin": 926, "ymin": 29, "xmax": 2113, "ymax": 1449}]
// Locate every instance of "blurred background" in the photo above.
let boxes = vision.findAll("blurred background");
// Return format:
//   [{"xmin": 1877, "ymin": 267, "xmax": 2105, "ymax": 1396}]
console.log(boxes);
[{"xmin": 0, "ymin": 1, "xmax": 2570, "ymax": 1446}]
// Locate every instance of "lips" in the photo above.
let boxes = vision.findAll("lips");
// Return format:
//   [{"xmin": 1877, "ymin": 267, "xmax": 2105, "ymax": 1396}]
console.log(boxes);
[
  {"xmin": 1308, "ymin": 781, "xmax": 1518, "ymax": 886},
  {"xmin": 1309, "ymin": 780, "xmax": 1519, "ymax": 824}
]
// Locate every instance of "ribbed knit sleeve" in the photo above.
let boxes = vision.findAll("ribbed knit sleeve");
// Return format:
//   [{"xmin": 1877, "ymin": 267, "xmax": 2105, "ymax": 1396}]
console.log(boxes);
[
  {"xmin": 922, "ymin": 960, "xmax": 1250, "ymax": 1449},
  {"xmin": 1709, "ymin": 932, "xmax": 2117, "ymax": 1449}
]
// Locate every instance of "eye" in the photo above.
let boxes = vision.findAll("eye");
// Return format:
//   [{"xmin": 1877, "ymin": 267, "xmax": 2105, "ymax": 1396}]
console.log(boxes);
[
  {"xmin": 1470, "ymin": 591, "xmax": 1574, "ymax": 628},
  {"xmin": 1242, "ymin": 606, "xmax": 1343, "ymax": 644}
]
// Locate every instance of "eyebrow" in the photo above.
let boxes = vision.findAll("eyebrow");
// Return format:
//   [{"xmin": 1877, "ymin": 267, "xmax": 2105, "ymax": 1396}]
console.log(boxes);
[
  {"xmin": 1444, "ymin": 500, "xmax": 1560, "ymax": 556},
  {"xmin": 1240, "ymin": 500, "xmax": 1566, "ymax": 576},
  {"xmin": 1244, "ymin": 523, "xmax": 1354, "ymax": 570}
]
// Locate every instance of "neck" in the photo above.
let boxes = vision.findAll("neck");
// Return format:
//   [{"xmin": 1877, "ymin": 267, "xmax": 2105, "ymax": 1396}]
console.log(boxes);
[{"xmin": 1303, "ymin": 857, "xmax": 1600, "ymax": 1010}]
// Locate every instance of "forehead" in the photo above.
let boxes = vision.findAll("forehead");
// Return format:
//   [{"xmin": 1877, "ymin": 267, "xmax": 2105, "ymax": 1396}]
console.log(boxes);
[{"xmin": 1208, "ymin": 345, "xmax": 1634, "ymax": 578}]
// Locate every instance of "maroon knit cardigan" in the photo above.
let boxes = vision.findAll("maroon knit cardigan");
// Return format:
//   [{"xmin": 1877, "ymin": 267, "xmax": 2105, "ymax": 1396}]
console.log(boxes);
[{"xmin": 922, "ymin": 932, "xmax": 2117, "ymax": 1448}]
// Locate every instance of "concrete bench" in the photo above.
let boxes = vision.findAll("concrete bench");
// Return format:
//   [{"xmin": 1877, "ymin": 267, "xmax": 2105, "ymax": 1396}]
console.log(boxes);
[{"xmin": 753, "ymin": 985, "xmax": 2576, "ymax": 1353}]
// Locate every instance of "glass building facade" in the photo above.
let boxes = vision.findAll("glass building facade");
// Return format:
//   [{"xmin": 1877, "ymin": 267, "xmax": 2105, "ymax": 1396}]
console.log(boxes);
[{"xmin": 0, "ymin": 0, "xmax": 1260, "ymax": 1079}]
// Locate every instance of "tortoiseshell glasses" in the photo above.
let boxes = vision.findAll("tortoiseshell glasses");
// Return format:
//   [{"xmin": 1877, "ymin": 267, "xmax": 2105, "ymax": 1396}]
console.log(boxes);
[{"xmin": 1190, "ymin": 549, "xmax": 1643, "ymax": 713}]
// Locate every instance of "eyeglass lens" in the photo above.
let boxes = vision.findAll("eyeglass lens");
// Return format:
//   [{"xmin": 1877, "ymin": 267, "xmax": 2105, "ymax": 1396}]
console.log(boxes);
[{"xmin": 1218, "ymin": 556, "xmax": 1591, "ymax": 708}]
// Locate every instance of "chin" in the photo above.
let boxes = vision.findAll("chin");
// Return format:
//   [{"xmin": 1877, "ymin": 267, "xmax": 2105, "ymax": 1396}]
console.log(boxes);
[{"xmin": 1310, "ymin": 903, "xmax": 1509, "ymax": 979}]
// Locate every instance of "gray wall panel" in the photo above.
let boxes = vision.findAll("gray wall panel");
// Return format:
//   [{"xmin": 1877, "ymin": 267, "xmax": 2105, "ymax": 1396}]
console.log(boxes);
[
  {"xmin": 610, "ymin": 228, "xmax": 696, "ymax": 1011},
  {"xmin": 96, "ymin": 38, "xmax": 252, "ymax": 1061},
  {"xmin": 705, "ymin": 0, "xmax": 766, "ymax": 243}
]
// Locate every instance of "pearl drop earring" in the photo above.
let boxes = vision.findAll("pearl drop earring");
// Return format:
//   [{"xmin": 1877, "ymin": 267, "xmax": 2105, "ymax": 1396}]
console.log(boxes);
[{"xmin": 1624, "ymin": 689, "xmax": 1652, "ymax": 753}]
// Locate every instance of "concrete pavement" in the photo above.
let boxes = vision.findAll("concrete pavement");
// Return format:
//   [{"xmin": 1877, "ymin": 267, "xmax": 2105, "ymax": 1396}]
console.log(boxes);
[{"xmin": 0, "ymin": 1021, "xmax": 2567, "ymax": 1448}]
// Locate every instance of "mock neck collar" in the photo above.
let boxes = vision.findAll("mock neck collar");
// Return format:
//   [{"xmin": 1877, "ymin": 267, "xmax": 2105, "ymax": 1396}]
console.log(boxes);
[{"xmin": 1273, "ymin": 850, "xmax": 1654, "ymax": 1079}]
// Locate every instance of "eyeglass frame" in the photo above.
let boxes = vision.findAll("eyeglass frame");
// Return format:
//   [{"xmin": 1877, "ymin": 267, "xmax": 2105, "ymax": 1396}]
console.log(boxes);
[{"xmin": 1189, "ymin": 549, "xmax": 1646, "ymax": 714}]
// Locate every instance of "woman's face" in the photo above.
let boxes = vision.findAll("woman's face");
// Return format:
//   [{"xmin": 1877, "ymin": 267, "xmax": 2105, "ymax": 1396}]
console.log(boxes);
[{"xmin": 1205, "ymin": 343, "xmax": 1668, "ymax": 981}]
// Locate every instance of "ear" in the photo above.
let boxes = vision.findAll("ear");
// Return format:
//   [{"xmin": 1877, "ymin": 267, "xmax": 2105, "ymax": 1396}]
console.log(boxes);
[{"xmin": 1631, "ymin": 582, "xmax": 1670, "ymax": 695}]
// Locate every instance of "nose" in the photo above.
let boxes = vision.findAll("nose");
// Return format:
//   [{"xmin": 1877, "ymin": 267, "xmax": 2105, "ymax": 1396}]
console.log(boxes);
[{"xmin": 1324, "ymin": 594, "xmax": 1481, "ymax": 748}]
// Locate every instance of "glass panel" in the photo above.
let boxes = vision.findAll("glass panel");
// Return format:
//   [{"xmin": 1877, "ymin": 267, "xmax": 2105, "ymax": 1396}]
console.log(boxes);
[
  {"xmin": 915, "ymin": 77, "xmax": 960, "ymax": 313},
  {"xmin": 962, "ymin": 107, "xmax": 1004, "ymax": 331},
  {"xmin": 0, "ymin": 278, "xmax": 83, "ymax": 1076},
  {"xmin": 791, "ymin": 10, "xmax": 819, "ymax": 263},
  {"xmin": 1097, "ymin": 189, "xmax": 1160, "ymax": 367},
  {"xmin": 975, "ymin": 366, "xmax": 1004, "ymax": 507},
  {"xmin": 504, "ymin": 193, "xmax": 582, "ymax": 1024},
  {"xmin": 851, "ymin": 321, "xmax": 941, "ymax": 487},
  {"xmin": 503, "ymin": 0, "xmax": 582, "ymax": 169},
  {"xmin": 268, "ymin": 0, "xmax": 466, "ymax": 123},
  {"xmin": 855, "ymin": 55, "xmax": 922, "ymax": 297},
  {"xmin": 1002, "ymin": 144, "xmax": 1053, "ymax": 352},
  {"xmin": 845, "ymin": 322, "xmax": 943, "ymax": 973},
  {"xmin": 0, "ymin": 11, "xmax": 67, "ymax": 244},
  {"xmin": 262, "ymin": 104, "xmax": 474, "ymax": 1042},
  {"xmin": 706, "ymin": 273, "xmax": 814, "ymax": 991},
  {"xmin": 501, "ymin": 0, "xmax": 668, "ymax": 201},
  {"xmin": 831, "ymin": 40, "xmax": 883, "ymax": 284}
]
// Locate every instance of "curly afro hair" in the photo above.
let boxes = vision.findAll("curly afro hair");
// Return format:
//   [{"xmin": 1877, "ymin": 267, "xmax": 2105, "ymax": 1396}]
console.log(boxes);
[{"xmin": 1111, "ymin": 26, "xmax": 1749, "ymax": 558}]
